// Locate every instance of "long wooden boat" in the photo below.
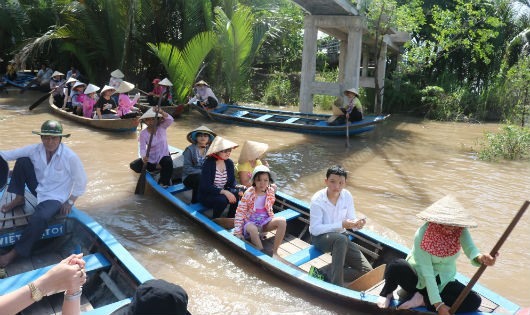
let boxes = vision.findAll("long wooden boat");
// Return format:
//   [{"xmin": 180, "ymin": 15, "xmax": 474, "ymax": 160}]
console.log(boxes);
[
  {"xmin": 4, "ymin": 73, "xmax": 39, "ymax": 90},
  {"xmin": 135, "ymin": 102, "xmax": 185, "ymax": 118},
  {"xmin": 142, "ymin": 144, "xmax": 523, "ymax": 315},
  {"xmin": 191, "ymin": 103, "xmax": 389, "ymax": 136},
  {"xmin": 49, "ymin": 96, "xmax": 139, "ymax": 132},
  {"xmin": 0, "ymin": 178, "xmax": 153, "ymax": 314}
]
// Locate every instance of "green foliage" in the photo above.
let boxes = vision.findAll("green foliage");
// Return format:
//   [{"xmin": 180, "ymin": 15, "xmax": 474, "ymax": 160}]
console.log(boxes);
[
  {"xmin": 503, "ymin": 55, "xmax": 530, "ymax": 126},
  {"xmin": 420, "ymin": 85, "xmax": 467, "ymax": 121},
  {"xmin": 478, "ymin": 125, "xmax": 530, "ymax": 161},
  {"xmin": 148, "ymin": 32, "xmax": 216, "ymax": 104},
  {"xmin": 261, "ymin": 72, "xmax": 296, "ymax": 106},
  {"xmin": 213, "ymin": 3, "xmax": 266, "ymax": 103}
]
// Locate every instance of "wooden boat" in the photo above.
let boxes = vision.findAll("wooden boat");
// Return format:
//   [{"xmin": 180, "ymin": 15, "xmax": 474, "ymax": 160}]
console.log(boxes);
[
  {"xmin": 49, "ymin": 96, "xmax": 139, "ymax": 132},
  {"xmin": 141, "ymin": 144, "xmax": 523, "ymax": 315},
  {"xmin": 4, "ymin": 72, "xmax": 39, "ymax": 90},
  {"xmin": 0, "ymin": 178, "xmax": 154, "ymax": 314},
  {"xmin": 190, "ymin": 103, "xmax": 389, "ymax": 136},
  {"xmin": 135, "ymin": 101, "xmax": 185, "ymax": 118}
]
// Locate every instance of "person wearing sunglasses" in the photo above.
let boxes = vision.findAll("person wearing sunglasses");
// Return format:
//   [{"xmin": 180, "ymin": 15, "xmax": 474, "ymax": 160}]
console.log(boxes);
[{"xmin": 198, "ymin": 136, "xmax": 240, "ymax": 218}]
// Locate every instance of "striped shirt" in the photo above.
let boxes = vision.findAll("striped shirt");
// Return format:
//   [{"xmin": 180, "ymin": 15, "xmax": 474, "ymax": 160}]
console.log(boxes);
[{"xmin": 213, "ymin": 169, "xmax": 227, "ymax": 188}]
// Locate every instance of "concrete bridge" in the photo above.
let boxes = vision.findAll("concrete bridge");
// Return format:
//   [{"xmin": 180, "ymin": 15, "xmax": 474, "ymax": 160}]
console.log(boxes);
[{"xmin": 291, "ymin": 0, "xmax": 409, "ymax": 114}]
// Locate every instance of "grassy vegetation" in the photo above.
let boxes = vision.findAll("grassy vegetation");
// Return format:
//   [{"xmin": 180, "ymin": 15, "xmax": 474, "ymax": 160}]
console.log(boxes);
[{"xmin": 478, "ymin": 125, "xmax": 530, "ymax": 161}]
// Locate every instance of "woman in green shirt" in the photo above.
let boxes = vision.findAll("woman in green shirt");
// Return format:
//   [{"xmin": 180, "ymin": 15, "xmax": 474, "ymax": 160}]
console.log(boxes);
[{"xmin": 377, "ymin": 195, "xmax": 497, "ymax": 314}]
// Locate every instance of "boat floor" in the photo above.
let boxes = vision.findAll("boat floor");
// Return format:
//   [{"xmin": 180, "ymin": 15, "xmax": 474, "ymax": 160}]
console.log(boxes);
[{"xmin": 1, "ymin": 191, "xmax": 96, "ymax": 314}]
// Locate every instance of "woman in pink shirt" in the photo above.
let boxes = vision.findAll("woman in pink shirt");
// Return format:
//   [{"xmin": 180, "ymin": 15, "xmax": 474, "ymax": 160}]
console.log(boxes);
[
  {"xmin": 82, "ymin": 84, "xmax": 99, "ymax": 118},
  {"xmin": 138, "ymin": 107, "xmax": 174, "ymax": 187},
  {"xmin": 116, "ymin": 81, "xmax": 141, "ymax": 118}
]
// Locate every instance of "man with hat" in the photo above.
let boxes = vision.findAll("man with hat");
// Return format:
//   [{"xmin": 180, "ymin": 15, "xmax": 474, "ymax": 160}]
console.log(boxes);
[
  {"xmin": 49, "ymin": 71, "xmax": 66, "ymax": 106},
  {"xmin": 188, "ymin": 80, "xmax": 218, "ymax": 109},
  {"xmin": 0, "ymin": 120, "xmax": 87, "ymax": 268},
  {"xmin": 377, "ymin": 195, "xmax": 498, "ymax": 314}
]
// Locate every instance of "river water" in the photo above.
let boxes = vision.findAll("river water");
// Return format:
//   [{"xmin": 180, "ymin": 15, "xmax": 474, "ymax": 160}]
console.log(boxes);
[{"xmin": 1, "ymin": 91, "xmax": 529, "ymax": 314}]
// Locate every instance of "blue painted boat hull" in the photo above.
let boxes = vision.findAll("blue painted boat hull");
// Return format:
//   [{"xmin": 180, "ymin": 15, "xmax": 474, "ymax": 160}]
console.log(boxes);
[
  {"xmin": 0, "ymin": 183, "xmax": 153, "ymax": 314},
  {"xmin": 191, "ymin": 103, "xmax": 389, "ymax": 136},
  {"xmin": 143, "ymin": 145, "xmax": 521, "ymax": 314}
]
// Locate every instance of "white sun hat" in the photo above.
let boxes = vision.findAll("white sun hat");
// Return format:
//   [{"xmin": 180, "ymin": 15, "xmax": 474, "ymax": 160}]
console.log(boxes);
[
  {"xmin": 417, "ymin": 195, "xmax": 478, "ymax": 228},
  {"xmin": 250, "ymin": 165, "xmax": 277, "ymax": 184},
  {"xmin": 116, "ymin": 80, "xmax": 135, "ymax": 94},
  {"xmin": 100, "ymin": 85, "xmax": 116, "ymax": 95},
  {"xmin": 84, "ymin": 84, "xmax": 100, "ymax": 95},
  {"xmin": 51, "ymin": 71, "xmax": 64, "ymax": 77},
  {"xmin": 206, "ymin": 136, "xmax": 239, "ymax": 156},
  {"xmin": 238, "ymin": 140, "xmax": 268, "ymax": 163},
  {"xmin": 110, "ymin": 69, "xmax": 125, "ymax": 78},
  {"xmin": 65, "ymin": 77, "xmax": 78, "ymax": 84},
  {"xmin": 158, "ymin": 78, "xmax": 173, "ymax": 87},
  {"xmin": 72, "ymin": 81, "xmax": 86, "ymax": 89},
  {"xmin": 344, "ymin": 88, "xmax": 359, "ymax": 96}
]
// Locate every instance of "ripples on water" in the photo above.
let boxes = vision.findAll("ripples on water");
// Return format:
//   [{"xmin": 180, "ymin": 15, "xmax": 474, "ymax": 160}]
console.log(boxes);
[{"xmin": 1, "ymin": 94, "xmax": 529, "ymax": 313}]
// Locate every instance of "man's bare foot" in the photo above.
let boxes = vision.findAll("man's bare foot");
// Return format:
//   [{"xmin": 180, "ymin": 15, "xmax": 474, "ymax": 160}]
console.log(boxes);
[
  {"xmin": 1, "ymin": 196, "xmax": 25, "ymax": 213},
  {"xmin": 398, "ymin": 292, "xmax": 425, "ymax": 309},
  {"xmin": 0, "ymin": 250, "xmax": 17, "ymax": 268},
  {"xmin": 377, "ymin": 294, "xmax": 393, "ymax": 308}
]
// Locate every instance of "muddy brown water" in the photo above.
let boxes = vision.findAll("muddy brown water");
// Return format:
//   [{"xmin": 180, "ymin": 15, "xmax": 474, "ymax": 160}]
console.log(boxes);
[{"xmin": 1, "ymin": 91, "xmax": 529, "ymax": 314}]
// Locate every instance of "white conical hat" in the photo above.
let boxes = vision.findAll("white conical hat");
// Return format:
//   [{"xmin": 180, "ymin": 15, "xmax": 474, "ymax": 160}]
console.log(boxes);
[
  {"xmin": 72, "ymin": 81, "xmax": 86, "ymax": 89},
  {"xmin": 344, "ymin": 88, "xmax": 359, "ymax": 96},
  {"xmin": 65, "ymin": 77, "xmax": 78, "ymax": 84},
  {"xmin": 110, "ymin": 69, "xmax": 125, "ymax": 78},
  {"xmin": 84, "ymin": 84, "xmax": 100, "ymax": 94},
  {"xmin": 206, "ymin": 136, "xmax": 238, "ymax": 156},
  {"xmin": 100, "ymin": 85, "xmax": 116, "ymax": 95},
  {"xmin": 158, "ymin": 78, "xmax": 173, "ymax": 86},
  {"xmin": 116, "ymin": 80, "xmax": 135, "ymax": 94},
  {"xmin": 238, "ymin": 140, "xmax": 268, "ymax": 163},
  {"xmin": 52, "ymin": 71, "xmax": 64, "ymax": 77},
  {"xmin": 417, "ymin": 195, "xmax": 478, "ymax": 228}
]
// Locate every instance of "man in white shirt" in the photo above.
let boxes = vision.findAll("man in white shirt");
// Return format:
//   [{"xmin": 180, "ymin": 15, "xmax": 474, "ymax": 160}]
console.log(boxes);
[
  {"xmin": 0, "ymin": 120, "xmax": 87, "ymax": 267},
  {"xmin": 309, "ymin": 165, "xmax": 373, "ymax": 286}
]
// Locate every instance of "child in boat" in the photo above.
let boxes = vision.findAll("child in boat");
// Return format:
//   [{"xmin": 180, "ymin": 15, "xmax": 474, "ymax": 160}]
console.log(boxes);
[
  {"xmin": 82, "ymin": 84, "xmax": 99, "ymax": 118},
  {"xmin": 182, "ymin": 126, "xmax": 217, "ymax": 204},
  {"xmin": 233, "ymin": 165, "xmax": 286, "ymax": 259},
  {"xmin": 70, "ymin": 81, "xmax": 86, "ymax": 115},
  {"xmin": 235, "ymin": 140, "xmax": 269, "ymax": 188},
  {"xmin": 116, "ymin": 80, "xmax": 141, "ymax": 118}
]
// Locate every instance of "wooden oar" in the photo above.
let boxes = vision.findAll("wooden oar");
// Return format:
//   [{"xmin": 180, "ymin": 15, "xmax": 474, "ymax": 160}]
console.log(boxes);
[
  {"xmin": 29, "ymin": 88, "xmax": 56, "ymax": 110},
  {"xmin": 134, "ymin": 99, "xmax": 163, "ymax": 195},
  {"xmin": 449, "ymin": 200, "xmax": 530, "ymax": 314},
  {"xmin": 345, "ymin": 120, "xmax": 350, "ymax": 148}
]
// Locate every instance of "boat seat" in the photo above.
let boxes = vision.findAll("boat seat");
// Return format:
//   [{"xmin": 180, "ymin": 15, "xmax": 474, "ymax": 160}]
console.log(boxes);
[
  {"xmin": 274, "ymin": 209, "xmax": 301, "ymax": 221},
  {"xmin": 255, "ymin": 114, "xmax": 273, "ymax": 121},
  {"xmin": 165, "ymin": 183, "xmax": 190, "ymax": 194},
  {"xmin": 232, "ymin": 110, "xmax": 249, "ymax": 117},
  {"xmin": 283, "ymin": 117, "xmax": 299, "ymax": 123},
  {"xmin": 0, "ymin": 252, "xmax": 111, "ymax": 295},
  {"xmin": 283, "ymin": 245, "xmax": 323, "ymax": 266}
]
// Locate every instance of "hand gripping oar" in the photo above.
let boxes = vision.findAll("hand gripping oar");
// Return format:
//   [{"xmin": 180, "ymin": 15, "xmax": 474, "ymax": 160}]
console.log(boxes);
[{"xmin": 449, "ymin": 200, "xmax": 530, "ymax": 314}]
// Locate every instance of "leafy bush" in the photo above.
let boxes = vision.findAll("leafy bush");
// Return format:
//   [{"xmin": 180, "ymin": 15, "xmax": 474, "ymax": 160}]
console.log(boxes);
[
  {"xmin": 478, "ymin": 125, "xmax": 530, "ymax": 161},
  {"xmin": 261, "ymin": 73, "xmax": 297, "ymax": 106},
  {"xmin": 420, "ymin": 85, "xmax": 468, "ymax": 121}
]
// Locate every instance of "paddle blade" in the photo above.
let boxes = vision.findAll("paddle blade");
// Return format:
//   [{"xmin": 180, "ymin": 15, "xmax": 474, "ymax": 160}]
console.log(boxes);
[
  {"xmin": 134, "ymin": 171, "xmax": 146, "ymax": 195},
  {"xmin": 29, "ymin": 92, "xmax": 51, "ymax": 110}
]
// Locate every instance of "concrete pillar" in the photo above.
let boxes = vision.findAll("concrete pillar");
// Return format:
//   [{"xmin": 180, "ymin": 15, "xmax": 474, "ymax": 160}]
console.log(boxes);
[
  {"xmin": 361, "ymin": 46, "xmax": 369, "ymax": 78},
  {"xmin": 375, "ymin": 41, "xmax": 387, "ymax": 114},
  {"xmin": 342, "ymin": 24, "xmax": 363, "ymax": 104},
  {"xmin": 299, "ymin": 16, "xmax": 318, "ymax": 114}
]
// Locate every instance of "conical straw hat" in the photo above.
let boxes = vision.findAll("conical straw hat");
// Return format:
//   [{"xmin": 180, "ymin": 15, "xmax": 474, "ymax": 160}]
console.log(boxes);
[
  {"xmin": 186, "ymin": 125, "xmax": 216, "ymax": 143},
  {"xmin": 84, "ymin": 84, "xmax": 100, "ymax": 95},
  {"xmin": 52, "ymin": 71, "xmax": 64, "ymax": 77},
  {"xmin": 159, "ymin": 78, "xmax": 173, "ymax": 87},
  {"xmin": 206, "ymin": 136, "xmax": 238, "ymax": 156},
  {"xmin": 100, "ymin": 85, "xmax": 116, "ymax": 95},
  {"xmin": 417, "ymin": 195, "xmax": 478, "ymax": 228},
  {"xmin": 110, "ymin": 69, "xmax": 125, "ymax": 78},
  {"xmin": 238, "ymin": 140, "xmax": 268, "ymax": 163},
  {"xmin": 116, "ymin": 80, "xmax": 135, "ymax": 94},
  {"xmin": 65, "ymin": 77, "xmax": 78, "ymax": 84}
]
